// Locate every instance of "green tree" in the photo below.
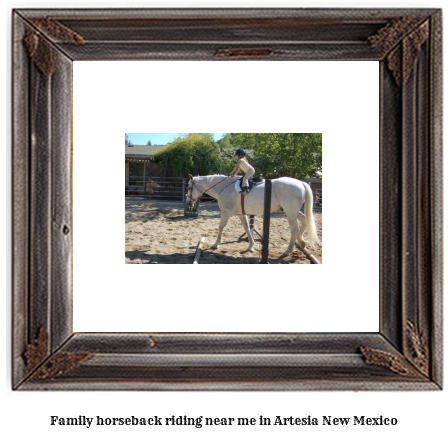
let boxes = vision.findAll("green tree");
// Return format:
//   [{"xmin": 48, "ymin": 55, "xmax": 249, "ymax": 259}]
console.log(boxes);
[
  {"xmin": 232, "ymin": 133, "xmax": 322, "ymax": 180},
  {"xmin": 146, "ymin": 140, "xmax": 152, "ymax": 146},
  {"xmin": 217, "ymin": 134, "xmax": 237, "ymax": 174},
  {"xmin": 217, "ymin": 133, "xmax": 233, "ymax": 149},
  {"xmin": 154, "ymin": 133, "xmax": 224, "ymax": 177},
  {"xmin": 125, "ymin": 133, "xmax": 132, "ymax": 146}
]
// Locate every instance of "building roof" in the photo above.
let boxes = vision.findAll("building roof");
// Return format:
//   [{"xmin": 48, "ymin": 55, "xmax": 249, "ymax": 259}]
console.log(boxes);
[{"xmin": 125, "ymin": 145, "xmax": 166, "ymax": 158}]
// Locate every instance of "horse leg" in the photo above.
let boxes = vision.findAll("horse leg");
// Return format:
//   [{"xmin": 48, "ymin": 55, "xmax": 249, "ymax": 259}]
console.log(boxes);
[
  {"xmin": 238, "ymin": 214, "xmax": 255, "ymax": 252},
  {"xmin": 296, "ymin": 211, "xmax": 306, "ymax": 249},
  {"xmin": 211, "ymin": 211, "xmax": 230, "ymax": 250},
  {"xmin": 281, "ymin": 210, "xmax": 300, "ymax": 257}
]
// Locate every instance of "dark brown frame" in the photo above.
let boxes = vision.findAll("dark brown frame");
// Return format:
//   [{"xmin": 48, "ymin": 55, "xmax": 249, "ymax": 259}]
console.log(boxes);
[{"xmin": 12, "ymin": 8, "xmax": 442, "ymax": 390}]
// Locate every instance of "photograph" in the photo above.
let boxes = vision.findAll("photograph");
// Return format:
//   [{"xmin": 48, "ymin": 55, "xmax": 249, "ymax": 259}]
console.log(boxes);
[{"xmin": 125, "ymin": 133, "xmax": 323, "ymax": 264}]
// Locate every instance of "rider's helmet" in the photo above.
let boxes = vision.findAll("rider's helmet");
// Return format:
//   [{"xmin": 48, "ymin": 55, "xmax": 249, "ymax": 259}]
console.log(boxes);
[{"xmin": 234, "ymin": 148, "xmax": 246, "ymax": 158}]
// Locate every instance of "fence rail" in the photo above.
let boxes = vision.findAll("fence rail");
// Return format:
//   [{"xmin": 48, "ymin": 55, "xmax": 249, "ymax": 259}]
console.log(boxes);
[{"xmin": 125, "ymin": 176, "xmax": 216, "ymax": 203}]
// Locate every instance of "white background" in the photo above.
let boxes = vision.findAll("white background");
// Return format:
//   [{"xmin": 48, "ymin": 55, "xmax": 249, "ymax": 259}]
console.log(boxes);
[
  {"xmin": 73, "ymin": 60, "xmax": 379, "ymax": 333},
  {"xmin": 3, "ymin": 1, "xmax": 446, "ymax": 438}
]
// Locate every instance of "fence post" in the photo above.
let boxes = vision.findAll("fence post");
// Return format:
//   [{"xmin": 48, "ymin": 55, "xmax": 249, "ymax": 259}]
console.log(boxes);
[{"xmin": 261, "ymin": 179, "xmax": 272, "ymax": 264}]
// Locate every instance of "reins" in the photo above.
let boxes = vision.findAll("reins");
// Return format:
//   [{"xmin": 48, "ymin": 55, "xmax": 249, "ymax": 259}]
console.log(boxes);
[{"xmin": 188, "ymin": 176, "xmax": 234, "ymax": 203}]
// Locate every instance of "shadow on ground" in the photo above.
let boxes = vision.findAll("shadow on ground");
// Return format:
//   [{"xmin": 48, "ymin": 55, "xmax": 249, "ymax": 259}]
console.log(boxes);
[{"xmin": 125, "ymin": 247, "xmax": 308, "ymax": 265}]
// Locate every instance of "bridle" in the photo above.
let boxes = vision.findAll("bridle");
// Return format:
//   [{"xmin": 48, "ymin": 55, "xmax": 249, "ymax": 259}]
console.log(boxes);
[{"xmin": 187, "ymin": 176, "xmax": 232, "ymax": 204}]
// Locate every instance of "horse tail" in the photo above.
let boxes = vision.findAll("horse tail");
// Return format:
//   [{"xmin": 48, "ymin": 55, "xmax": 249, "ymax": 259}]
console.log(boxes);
[{"xmin": 303, "ymin": 182, "xmax": 320, "ymax": 248}]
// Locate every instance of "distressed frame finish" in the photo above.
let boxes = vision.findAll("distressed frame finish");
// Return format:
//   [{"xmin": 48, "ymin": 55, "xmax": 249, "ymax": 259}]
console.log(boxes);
[{"xmin": 12, "ymin": 8, "xmax": 442, "ymax": 390}]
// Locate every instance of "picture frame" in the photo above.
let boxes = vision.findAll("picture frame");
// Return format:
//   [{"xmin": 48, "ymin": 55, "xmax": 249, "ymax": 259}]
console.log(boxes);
[{"xmin": 12, "ymin": 8, "xmax": 442, "ymax": 390}]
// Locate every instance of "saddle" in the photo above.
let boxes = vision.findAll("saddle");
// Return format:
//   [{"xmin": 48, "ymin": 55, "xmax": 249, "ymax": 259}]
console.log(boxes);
[
  {"xmin": 235, "ymin": 175, "xmax": 264, "ymax": 193},
  {"xmin": 236, "ymin": 175, "xmax": 264, "ymax": 215}
]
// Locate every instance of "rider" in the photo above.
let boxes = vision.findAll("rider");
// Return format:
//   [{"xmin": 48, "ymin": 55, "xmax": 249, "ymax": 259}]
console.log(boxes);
[{"xmin": 229, "ymin": 148, "xmax": 255, "ymax": 194}]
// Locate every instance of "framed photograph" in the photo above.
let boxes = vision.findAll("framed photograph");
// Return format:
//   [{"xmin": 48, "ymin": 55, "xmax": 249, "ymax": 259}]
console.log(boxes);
[{"xmin": 12, "ymin": 8, "xmax": 442, "ymax": 390}]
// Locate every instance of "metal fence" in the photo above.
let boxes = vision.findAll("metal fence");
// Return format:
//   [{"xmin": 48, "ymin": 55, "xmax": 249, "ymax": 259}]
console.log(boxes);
[
  {"xmin": 125, "ymin": 176, "xmax": 216, "ymax": 204},
  {"xmin": 314, "ymin": 188, "xmax": 322, "ymax": 212}
]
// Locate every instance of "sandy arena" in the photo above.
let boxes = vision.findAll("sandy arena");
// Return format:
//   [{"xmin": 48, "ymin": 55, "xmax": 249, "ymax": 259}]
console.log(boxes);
[{"xmin": 125, "ymin": 199, "xmax": 322, "ymax": 264}]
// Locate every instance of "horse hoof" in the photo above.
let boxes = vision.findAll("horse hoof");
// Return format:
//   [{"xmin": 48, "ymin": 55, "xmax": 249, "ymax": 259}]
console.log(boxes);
[
  {"xmin": 280, "ymin": 252, "xmax": 290, "ymax": 258},
  {"xmin": 211, "ymin": 244, "xmax": 219, "ymax": 250},
  {"xmin": 246, "ymin": 247, "xmax": 255, "ymax": 253}
]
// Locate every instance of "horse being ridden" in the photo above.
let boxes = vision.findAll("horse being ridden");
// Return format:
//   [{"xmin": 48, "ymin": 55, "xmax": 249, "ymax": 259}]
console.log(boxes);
[{"xmin": 187, "ymin": 174, "xmax": 320, "ymax": 257}]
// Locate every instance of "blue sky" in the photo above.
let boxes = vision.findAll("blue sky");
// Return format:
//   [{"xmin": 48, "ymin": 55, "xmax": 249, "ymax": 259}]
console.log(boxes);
[{"xmin": 126, "ymin": 133, "xmax": 225, "ymax": 145}]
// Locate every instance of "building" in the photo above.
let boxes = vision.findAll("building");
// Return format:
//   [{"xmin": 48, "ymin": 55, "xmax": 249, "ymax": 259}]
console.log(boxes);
[
  {"xmin": 125, "ymin": 145, "xmax": 166, "ymax": 195},
  {"xmin": 308, "ymin": 174, "xmax": 322, "ymax": 211}
]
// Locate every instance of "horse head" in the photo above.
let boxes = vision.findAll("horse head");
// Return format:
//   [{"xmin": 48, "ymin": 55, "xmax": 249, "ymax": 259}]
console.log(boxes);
[
  {"xmin": 186, "ymin": 175, "xmax": 203, "ymax": 206},
  {"xmin": 145, "ymin": 178, "xmax": 160, "ymax": 194}
]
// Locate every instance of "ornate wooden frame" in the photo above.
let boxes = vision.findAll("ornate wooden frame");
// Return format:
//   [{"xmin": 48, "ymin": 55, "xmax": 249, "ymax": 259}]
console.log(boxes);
[{"xmin": 12, "ymin": 8, "xmax": 442, "ymax": 390}]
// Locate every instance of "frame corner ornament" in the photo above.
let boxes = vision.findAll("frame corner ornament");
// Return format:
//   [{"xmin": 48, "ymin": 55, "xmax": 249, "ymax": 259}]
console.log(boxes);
[
  {"xmin": 24, "ymin": 327, "xmax": 50, "ymax": 374},
  {"xmin": 24, "ymin": 328, "xmax": 95, "ymax": 381},
  {"xmin": 368, "ymin": 17, "xmax": 430, "ymax": 86},
  {"xmin": 359, "ymin": 346, "xmax": 424, "ymax": 379},
  {"xmin": 405, "ymin": 320, "xmax": 429, "ymax": 377},
  {"xmin": 23, "ymin": 17, "xmax": 85, "ymax": 77}
]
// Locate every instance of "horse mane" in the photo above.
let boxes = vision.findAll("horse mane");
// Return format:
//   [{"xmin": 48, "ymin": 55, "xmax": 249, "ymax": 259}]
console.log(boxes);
[{"xmin": 196, "ymin": 174, "xmax": 233, "ymax": 183}]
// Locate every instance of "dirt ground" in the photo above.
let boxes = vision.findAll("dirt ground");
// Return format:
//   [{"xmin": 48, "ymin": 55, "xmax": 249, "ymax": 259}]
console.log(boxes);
[{"xmin": 125, "ymin": 199, "xmax": 322, "ymax": 264}]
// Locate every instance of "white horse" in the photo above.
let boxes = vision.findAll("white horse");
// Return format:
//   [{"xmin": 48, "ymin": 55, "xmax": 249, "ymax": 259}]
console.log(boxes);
[
  {"xmin": 145, "ymin": 178, "xmax": 160, "ymax": 194},
  {"xmin": 187, "ymin": 175, "xmax": 320, "ymax": 257}
]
